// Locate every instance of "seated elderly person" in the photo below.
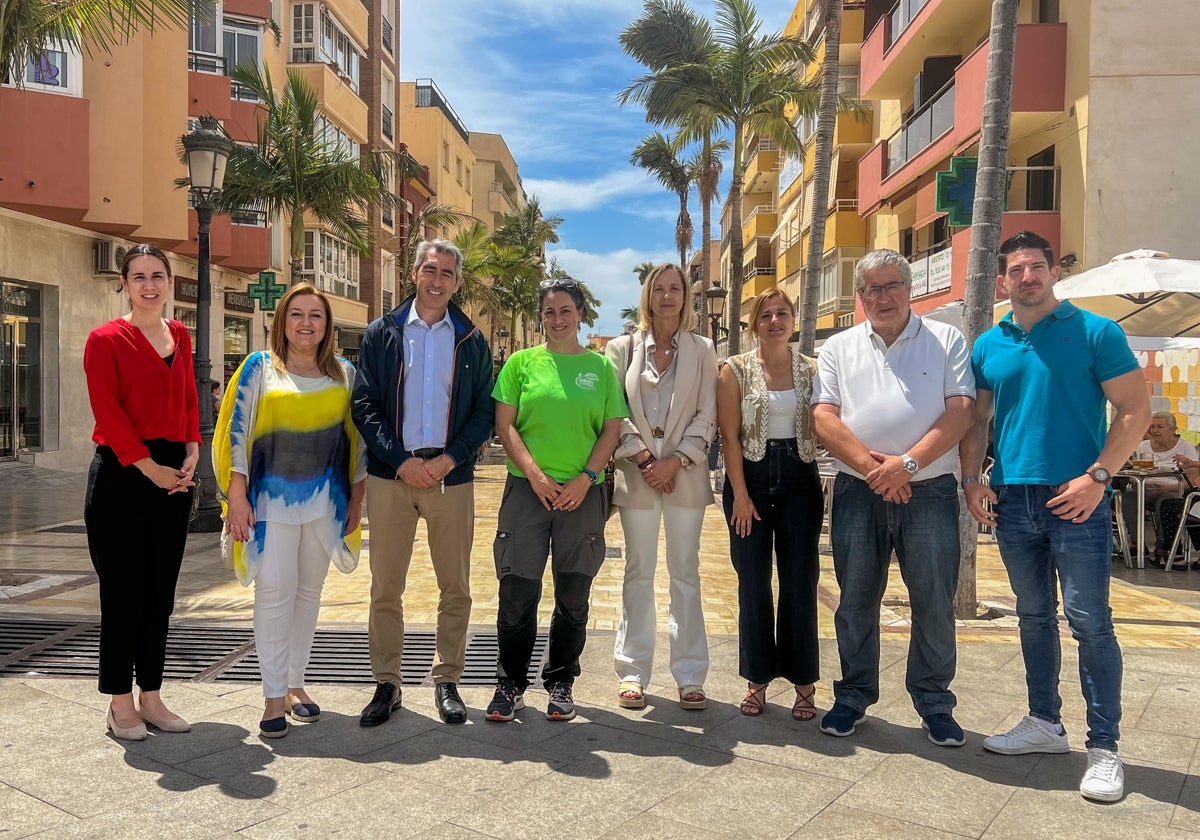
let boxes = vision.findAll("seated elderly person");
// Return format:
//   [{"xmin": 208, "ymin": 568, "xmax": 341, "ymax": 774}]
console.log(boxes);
[{"xmin": 1119, "ymin": 411, "xmax": 1198, "ymax": 562}]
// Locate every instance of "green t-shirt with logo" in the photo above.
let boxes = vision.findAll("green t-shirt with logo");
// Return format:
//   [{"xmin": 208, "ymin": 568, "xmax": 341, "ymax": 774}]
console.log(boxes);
[{"xmin": 492, "ymin": 346, "xmax": 629, "ymax": 483}]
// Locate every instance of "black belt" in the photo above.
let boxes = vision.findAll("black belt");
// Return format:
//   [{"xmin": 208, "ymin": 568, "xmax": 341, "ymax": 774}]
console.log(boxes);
[{"xmin": 410, "ymin": 447, "xmax": 444, "ymax": 459}]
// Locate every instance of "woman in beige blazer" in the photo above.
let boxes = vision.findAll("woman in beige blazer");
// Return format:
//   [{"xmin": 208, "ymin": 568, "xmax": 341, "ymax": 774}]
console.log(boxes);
[{"xmin": 605, "ymin": 264, "xmax": 718, "ymax": 710}]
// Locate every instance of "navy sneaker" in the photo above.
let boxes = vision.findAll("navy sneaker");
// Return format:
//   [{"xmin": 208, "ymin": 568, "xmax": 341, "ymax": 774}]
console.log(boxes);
[
  {"xmin": 545, "ymin": 682, "xmax": 576, "ymax": 721},
  {"xmin": 485, "ymin": 681, "xmax": 525, "ymax": 722},
  {"xmin": 922, "ymin": 713, "xmax": 965, "ymax": 747},
  {"xmin": 820, "ymin": 702, "xmax": 865, "ymax": 737}
]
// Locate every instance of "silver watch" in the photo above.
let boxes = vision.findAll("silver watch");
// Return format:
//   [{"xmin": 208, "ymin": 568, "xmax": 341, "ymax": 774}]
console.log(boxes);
[
  {"xmin": 901, "ymin": 453, "xmax": 919, "ymax": 474},
  {"xmin": 676, "ymin": 452, "xmax": 694, "ymax": 470}
]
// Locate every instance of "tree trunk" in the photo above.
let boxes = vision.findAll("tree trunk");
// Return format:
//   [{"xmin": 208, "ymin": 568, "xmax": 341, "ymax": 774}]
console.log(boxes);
[
  {"xmin": 698, "ymin": 137, "xmax": 714, "ymax": 338},
  {"xmin": 954, "ymin": 0, "xmax": 1019, "ymax": 620},
  {"xmin": 289, "ymin": 211, "xmax": 306, "ymax": 285},
  {"xmin": 726, "ymin": 126, "xmax": 746, "ymax": 357},
  {"xmin": 799, "ymin": 0, "xmax": 842, "ymax": 355}
]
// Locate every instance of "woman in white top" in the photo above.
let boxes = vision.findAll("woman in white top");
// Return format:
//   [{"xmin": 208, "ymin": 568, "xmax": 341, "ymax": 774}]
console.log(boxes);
[
  {"xmin": 606, "ymin": 264, "xmax": 718, "ymax": 710},
  {"xmin": 1121, "ymin": 411, "xmax": 1200, "ymax": 565},
  {"xmin": 716, "ymin": 289, "xmax": 823, "ymax": 719}
]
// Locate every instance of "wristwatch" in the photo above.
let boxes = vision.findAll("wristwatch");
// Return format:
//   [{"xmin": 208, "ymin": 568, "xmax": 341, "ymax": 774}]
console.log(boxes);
[
  {"xmin": 581, "ymin": 467, "xmax": 600, "ymax": 485},
  {"xmin": 901, "ymin": 453, "xmax": 919, "ymax": 475},
  {"xmin": 675, "ymin": 452, "xmax": 694, "ymax": 470},
  {"xmin": 961, "ymin": 476, "xmax": 980, "ymax": 489},
  {"xmin": 1086, "ymin": 463, "xmax": 1112, "ymax": 485}
]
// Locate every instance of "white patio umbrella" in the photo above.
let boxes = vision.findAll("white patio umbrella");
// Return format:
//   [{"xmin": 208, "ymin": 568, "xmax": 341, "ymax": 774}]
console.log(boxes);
[{"xmin": 1043, "ymin": 250, "xmax": 1200, "ymax": 338}]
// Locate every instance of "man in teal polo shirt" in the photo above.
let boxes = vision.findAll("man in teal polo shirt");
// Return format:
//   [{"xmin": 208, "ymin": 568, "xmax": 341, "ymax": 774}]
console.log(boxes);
[{"xmin": 962, "ymin": 231, "xmax": 1149, "ymax": 803}]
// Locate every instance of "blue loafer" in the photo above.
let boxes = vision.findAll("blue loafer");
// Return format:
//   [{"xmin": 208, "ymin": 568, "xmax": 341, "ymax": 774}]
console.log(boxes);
[
  {"xmin": 259, "ymin": 716, "xmax": 289, "ymax": 739},
  {"xmin": 287, "ymin": 702, "xmax": 321, "ymax": 722}
]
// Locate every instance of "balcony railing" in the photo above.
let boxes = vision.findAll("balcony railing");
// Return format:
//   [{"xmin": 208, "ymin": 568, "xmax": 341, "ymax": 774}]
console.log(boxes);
[
  {"xmin": 1006, "ymin": 165, "xmax": 1061, "ymax": 212},
  {"xmin": 414, "ymin": 78, "xmax": 469, "ymax": 141},
  {"xmin": 188, "ymin": 51, "xmax": 224, "ymax": 75},
  {"xmin": 229, "ymin": 79, "xmax": 259, "ymax": 102},
  {"xmin": 230, "ymin": 206, "xmax": 267, "ymax": 227},
  {"xmin": 885, "ymin": 0, "xmax": 933, "ymax": 50},
  {"xmin": 382, "ymin": 105, "xmax": 393, "ymax": 140},
  {"xmin": 490, "ymin": 181, "xmax": 516, "ymax": 212},
  {"xmin": 382, "ymin": 205, "xmax": 394, "ymax": 228},
  {"xmin": 886, "ymin": 80, "xmax": 954, "ymax": 176},
  {"xmin": 830, "ymin": 198, "xmax": 859, "ymax": 213},
  {"xmin": 744, "ymin": 266, "xmax": 775, "ymax": 281},
  {"xmin": 382, "ymin": 17, "xmax": 394, "ymax": 53},
  {"xmin": 745, "ymin": 204, "xmax": 777, "ymax": 222}
]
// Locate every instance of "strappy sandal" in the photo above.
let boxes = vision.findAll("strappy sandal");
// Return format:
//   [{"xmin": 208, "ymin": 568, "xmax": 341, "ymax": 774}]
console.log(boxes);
[
  {"xmin": 678, "ymin": 685, "xmax": 707, "ymax": 710},
  {"xmin": 618, "ymin": 681, "xmax": 646, "ymax": 709},
  {"xmin": 740, "ymin": 682, "xmax": 768, "ymax": 717},
  {"xmin": 792, "ymin": 684, "xmax": 816, "ymax": 721}
]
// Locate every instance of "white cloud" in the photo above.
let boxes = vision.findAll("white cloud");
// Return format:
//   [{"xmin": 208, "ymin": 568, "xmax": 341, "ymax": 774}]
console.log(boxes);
[
  {"xmin": 547, "ymin": 245, "xmax": 677, "ymax": 336},
  {"xmin": 523, "ymin": 169, "xmax": 663, "ymax": 212}
]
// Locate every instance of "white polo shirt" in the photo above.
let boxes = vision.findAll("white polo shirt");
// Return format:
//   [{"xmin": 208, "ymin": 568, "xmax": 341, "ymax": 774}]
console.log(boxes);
[{"xmin": 813, "ymin": 313, "xmax": 975, "ymax": 481}]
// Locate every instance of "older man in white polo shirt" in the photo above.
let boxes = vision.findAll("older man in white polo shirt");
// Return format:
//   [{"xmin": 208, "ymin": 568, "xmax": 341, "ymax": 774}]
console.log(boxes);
[{"xmin": 812, "ymin": 248, "xmax": 975, "ymax": 747}]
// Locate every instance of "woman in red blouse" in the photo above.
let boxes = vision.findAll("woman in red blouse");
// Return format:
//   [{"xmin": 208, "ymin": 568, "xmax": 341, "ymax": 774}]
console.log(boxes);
[{"xmin": 84, "ymin": 243, "xmax": 200, "ymax": 741}]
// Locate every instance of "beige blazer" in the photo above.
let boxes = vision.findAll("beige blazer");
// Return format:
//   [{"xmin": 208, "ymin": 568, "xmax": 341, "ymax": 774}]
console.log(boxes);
[{"xmin": 605, "ymin": 330, "xmax": 718, "ymax": 509}]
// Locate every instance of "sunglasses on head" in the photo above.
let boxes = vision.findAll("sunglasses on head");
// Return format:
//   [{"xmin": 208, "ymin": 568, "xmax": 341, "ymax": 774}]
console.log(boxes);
[{"xmin": 539, "ymin": 277, "xmax": 579, "ymax": 290}]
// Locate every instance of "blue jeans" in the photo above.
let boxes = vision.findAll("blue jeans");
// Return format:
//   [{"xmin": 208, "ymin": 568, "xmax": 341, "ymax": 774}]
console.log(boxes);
[
  {"xmin": 993, "ymin": 484, "xmax": 1122, "ymax": 751},
  {"xmin": 723, "ymin": 439, "xmax": 823, "ymax": 686},
  {"xmin": 830, "ymin": 472, "xmax": 960, "ymax": 716}
]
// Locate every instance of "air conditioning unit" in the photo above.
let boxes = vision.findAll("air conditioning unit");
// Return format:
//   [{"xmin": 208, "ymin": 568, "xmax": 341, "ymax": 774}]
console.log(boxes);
[{"xmin": 94, "ymin": 240, "xmax": 129, "ymax": 275}]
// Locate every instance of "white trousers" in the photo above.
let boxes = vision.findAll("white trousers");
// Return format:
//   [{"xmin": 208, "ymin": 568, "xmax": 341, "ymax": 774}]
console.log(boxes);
[
  {"xmin": 614, "ymin": 498, "xmax": 709, "ymax": 688},
  {"xmin": 253, "ymin": 520, "xmax": 331, "ymax": 698}
]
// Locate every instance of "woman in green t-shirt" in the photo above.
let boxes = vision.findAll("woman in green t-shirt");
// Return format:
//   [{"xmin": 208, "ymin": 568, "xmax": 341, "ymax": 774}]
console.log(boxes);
[{"xmin": 486, "ymin": 278, "xmax": 628, "ymax": 723}]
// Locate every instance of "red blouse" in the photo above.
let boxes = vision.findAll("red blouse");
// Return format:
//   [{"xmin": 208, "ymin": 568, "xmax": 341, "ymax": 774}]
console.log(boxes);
[{"xmin": 84, "ymin": 318, "xmax": 202, "ymax": 466}]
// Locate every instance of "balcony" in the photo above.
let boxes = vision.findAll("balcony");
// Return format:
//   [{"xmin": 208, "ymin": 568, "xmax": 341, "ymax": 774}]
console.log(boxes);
[
  {"xmin": 382, "ymin": 105, "xmax": 394, "ymax": 140},
  {"xmin": 178, "ymin": 209, "xmax": 232, "ymax": 262},
  {"xmin": 821, "ymin": 200, "xmax": 868, "ymax": 250},
  {"xmin": 382, "ymin": 17, "xmax": 394, "ymax": 53},
  {"xmin": 188, "ymin": 55, "xmax": 232, "ymax": 121},
  {"xmin": 0, "ymin": 88, "xmax": 89, "ymax": 223},
  {"xmin": 220, "ymin": 208, "xmax": 270, "ymax": 274},
  {"xmin": 857, "ymin": 24, "xmax": 1067, "ymax": 213},
  {"xmin": 489, "ymin": 181, "xmax": 516, "ymax": 215},
  {"xmin": 741, "ymin": 267, "xmax": 777, "ymax": 301},
  {"xmin": 743, "ymin": 140, "xmax": 780, "ymax": 193},
  {"xmin": 886, "ymin": 80, "xmax": 954, "ymax": 177},
  {"xmin": 288, "ymin": 62, "xmax": 368, "ymax": 141},
  {"xmin": 414, "ymin": 78, "xmax": 469, "ymax": 142},
  {"xmin": 742, "ymin": 204, "xmax": 777, "ymax": 249},
  {"xmin": 860, "ymin": 0, "xmax": 984, "ymax": 101}
]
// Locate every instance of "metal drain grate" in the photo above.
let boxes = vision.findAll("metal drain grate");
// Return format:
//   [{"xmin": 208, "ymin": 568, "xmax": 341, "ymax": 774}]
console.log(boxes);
[{"xmin": 0, "ymin": 619, "xmax": 545, "ymax": 686}]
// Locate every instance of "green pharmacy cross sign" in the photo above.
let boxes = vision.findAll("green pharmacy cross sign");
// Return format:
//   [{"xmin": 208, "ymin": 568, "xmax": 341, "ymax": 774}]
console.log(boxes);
[
  {"xmin": 936, "ymin": 157, "xmax": 1011, "ymax": 227},
  {"xmin": 247, "ymin": 271, "xmax": 287, "ymax": 312}
]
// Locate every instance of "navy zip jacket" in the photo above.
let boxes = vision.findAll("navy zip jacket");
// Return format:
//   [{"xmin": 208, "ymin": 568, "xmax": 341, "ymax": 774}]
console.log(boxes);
[{"xmin": 352, "ymin": 296, "xmax": 494, "ymax": 486}]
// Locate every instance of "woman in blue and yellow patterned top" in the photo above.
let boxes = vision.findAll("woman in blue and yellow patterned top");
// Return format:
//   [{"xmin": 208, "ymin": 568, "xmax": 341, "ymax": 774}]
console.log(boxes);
[{"xmin": 214, "ymin": 283, "xmax": 367, "ymax": 739}]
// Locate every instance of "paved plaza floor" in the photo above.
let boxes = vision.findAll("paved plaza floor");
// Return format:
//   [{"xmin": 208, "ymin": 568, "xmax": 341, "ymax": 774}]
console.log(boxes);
[{"xmin": 1, "ymin": 461, "xmax": 1200, "ymax": 837}]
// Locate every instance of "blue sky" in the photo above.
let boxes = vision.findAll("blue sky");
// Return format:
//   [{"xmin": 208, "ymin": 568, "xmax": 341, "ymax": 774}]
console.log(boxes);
[{"xmin": 400, "ymin": 0, "xmax": 788, "ymax": 338}]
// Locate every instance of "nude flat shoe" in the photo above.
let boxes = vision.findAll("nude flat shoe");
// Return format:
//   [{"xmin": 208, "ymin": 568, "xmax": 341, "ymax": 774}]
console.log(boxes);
[
  {"xmin": 138, "ymin": 706, "xmax": 191, "ymax": 733},
  {"xmin": 107, "ymin": 706, "xmax": 148, "ymax": 741}
]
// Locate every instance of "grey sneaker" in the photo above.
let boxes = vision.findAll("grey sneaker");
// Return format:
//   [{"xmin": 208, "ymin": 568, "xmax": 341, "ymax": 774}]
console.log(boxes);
[
  {"xmin": 546, "ymin": 682, "xmax": 576, "ymax": 721},
  {"xmin": 983, "ymin": 715, "xmax": 1069, "ymax": 755},
  {"xmin": 1080, "ymin": 748, "xmax": 1124, "ymax": 802}
]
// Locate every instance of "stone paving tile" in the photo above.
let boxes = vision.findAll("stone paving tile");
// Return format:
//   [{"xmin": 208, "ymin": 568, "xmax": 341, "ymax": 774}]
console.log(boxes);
[
  {"xmin": 1020, "ymin": 752, "xmax": 1186, "ymax": 824},
  {"xmin": 983, "ymin": 783, "xmax": 1196, "ymax": 839},
  {"xmin": 597, "ymin": 812, "xmax": 737, "ymax": 840},
  {"xmin": 789, "ymin": 804, "xmax": 972, "ymax": 839},
  {"xmin": 836, "ymin": 751, "xmax": 1021, "ymax": 837},
  {"xmin": 0, "ymin": 782, "xmax": 78, "ymax": 839},
  {"xmin": 644, "ymin": 757, "xmax": 849, "ymax": 840}
]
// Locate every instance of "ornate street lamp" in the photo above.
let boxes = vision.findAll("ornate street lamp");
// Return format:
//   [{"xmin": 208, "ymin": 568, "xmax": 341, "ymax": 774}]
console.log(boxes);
[
  {"xmin": 182, "ymin": 115, "xmax": 232, "ymax": 533},
  {"xmin": 704, "ymin": 282, "xmax": 728, "ymax": 343}
]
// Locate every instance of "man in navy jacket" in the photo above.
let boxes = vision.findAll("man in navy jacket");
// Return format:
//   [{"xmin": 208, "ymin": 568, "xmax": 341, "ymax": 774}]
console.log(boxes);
[{"xmin": 352, "ymin": 239, "xmax": 494, "ymax": 726}]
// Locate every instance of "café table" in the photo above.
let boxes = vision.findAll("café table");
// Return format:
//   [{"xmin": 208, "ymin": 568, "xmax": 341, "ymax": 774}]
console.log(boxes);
[{"xmin": 1116, "ymin": 466, "xmax": 1188, "ymax": 569}]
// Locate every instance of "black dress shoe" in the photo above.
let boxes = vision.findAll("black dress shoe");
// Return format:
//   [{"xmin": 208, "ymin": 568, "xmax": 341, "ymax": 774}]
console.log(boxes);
[
  {"xmin": 434, "ymin": 682, "xmax": 468, "ymax": 724},
  {"xmin": 360, "ymin": 682, "xmax": 402, "ymax": 727}
]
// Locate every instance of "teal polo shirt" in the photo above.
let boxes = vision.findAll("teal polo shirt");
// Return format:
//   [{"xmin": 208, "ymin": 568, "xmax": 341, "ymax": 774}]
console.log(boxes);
[{"xmin": 972, "ymin": 301, "xmax": 1139, "ymax": 486}]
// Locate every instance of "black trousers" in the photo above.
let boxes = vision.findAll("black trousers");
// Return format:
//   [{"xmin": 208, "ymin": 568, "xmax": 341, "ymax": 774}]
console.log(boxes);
[
  {"xmin": 496, "ymin": 572, "xmax": 593, "ymax": 692},
  {"xmin": 84, "ymin": 440, "xmax": 192, "ymax": 695}
]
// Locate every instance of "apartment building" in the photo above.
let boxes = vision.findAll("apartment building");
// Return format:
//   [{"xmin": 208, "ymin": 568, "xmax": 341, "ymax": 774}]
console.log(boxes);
[
  {"xmin": 0, "ymin": 0, "xmax": 423, "ymax": 469},
  {"xmin": 853, "ymin": 0, "xmax": 1200, "ymax": 321}
]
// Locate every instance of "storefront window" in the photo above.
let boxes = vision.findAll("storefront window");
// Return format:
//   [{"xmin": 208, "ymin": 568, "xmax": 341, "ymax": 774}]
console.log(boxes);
[
  {"xmin": 224, "ymin": 316, "xmax": 250, "ymax": 382},
  {"xmin": 175, "ymin": 307, "xmax": 197, "ymax": 346}
]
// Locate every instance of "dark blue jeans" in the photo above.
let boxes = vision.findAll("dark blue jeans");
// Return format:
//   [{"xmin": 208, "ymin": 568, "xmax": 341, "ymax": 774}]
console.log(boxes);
[
  {"xmin": 723, "ymin": 439, "xmax": 823, "ymax": 685},
  {"xmin": 993, "ymin": 484, "xmax": 1122, "ymax": 751},
  {"xmin": 830, "ymin": 472, "xmax": 960, "ymax": 716}
]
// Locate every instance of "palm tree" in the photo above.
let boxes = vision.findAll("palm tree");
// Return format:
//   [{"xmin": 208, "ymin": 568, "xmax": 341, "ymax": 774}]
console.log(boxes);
[
  {"xmin": 799, "ymin": 0, "xmax": 842, "ymax": 355},
  {"xmin": 395, "ymin": 202, "xmax": 471, "ymax": 285},
  {"xmin": 630, "ymin": 132, "xmax": 693, "ymax": 269},
  {"xmin": 493, "ymin": 195, "xmax": 563, "ymax": 262},
  {"xmin": 956, "ymin": 0, "xmax": 1020, "ymax": 619},
  {"xmin": 619, "ymin": 304, "xmax": 641, "ymax": 322},
  {"xmin": 210, "ymin": 63, "xmax": 410, "ymax": 285},
  {"xmin": 620, "ymin": 0, "xmax": 820, "ymax": 355},
  {"xmin": 687, "ymin": 134, "xmax": 729, "ymax": 298},
  {"xmin": 633, "ymin": 261, "xmax": 656, "ymax": 284},
  {"xmin": 1, "ymin": 0, "xmax": 192, "ymax": 88}
]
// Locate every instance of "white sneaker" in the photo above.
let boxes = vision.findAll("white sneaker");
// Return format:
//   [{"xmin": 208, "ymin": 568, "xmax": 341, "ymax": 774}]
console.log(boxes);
[
  {"xmin": 983, "ymin": 715, "xmax": 1070, "ymax": 755},
  {"xmin": 1080, "ymin": 748, "xmax": 1124, "ymax": 802}
]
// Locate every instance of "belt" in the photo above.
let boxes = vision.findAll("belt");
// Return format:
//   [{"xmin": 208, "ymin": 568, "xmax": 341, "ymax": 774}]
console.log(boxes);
[{"xmin": 410, "ymin": 447, "xmax": 444, "ymax": 459}]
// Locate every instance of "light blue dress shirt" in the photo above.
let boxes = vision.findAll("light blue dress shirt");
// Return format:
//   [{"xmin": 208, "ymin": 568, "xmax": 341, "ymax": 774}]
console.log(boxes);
[{"xmin": 402, "ymin": 305, "xmax": 455, "ymax": 451}]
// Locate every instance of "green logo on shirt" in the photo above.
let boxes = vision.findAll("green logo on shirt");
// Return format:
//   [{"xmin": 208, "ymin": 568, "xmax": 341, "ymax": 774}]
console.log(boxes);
[{"xmin": 575, "ymin": 372, "xmax": 599, "ymax": 391}]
